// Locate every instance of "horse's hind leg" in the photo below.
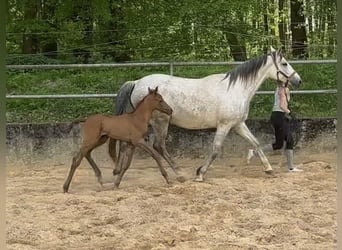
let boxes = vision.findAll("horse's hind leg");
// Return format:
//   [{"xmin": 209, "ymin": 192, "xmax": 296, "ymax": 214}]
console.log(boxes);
[
  {"xmin": 114, "ymin": 144, "xmax": 135, "ymax": 188},
  {"xmin": 150, "ymin": 112, "xmax": 178, "ymax": 172},
  {"xmin": 195, "ymin": 123, "xmax": 232, "ymax": 182},
  {"xmin": 111, "ymin": 141, "xmax": 129, "ymax": 176},
  {"xmin": 108, "ymin": 138, "xmax": 117, "ymax": 172}
]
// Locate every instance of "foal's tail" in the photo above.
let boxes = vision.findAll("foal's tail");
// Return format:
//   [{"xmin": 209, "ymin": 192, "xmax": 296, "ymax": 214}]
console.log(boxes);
[
  {"xmin": 67, "ymin": 117, "xmax": 87, "ymax": 131},
  {"xmin": 115, "ymin": 81, "xmax": 136, "ymax": 115}
]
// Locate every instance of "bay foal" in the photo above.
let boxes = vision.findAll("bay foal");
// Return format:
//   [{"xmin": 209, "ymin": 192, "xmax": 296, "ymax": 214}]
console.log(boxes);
[{"xmin": 63, "ymin": 87, "xmax": 173, "ymax": 192}]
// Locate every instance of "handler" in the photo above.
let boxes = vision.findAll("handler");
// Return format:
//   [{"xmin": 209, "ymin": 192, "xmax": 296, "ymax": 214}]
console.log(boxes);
[{"xmin": 247, "ymin": 83, "xmax": 302, "ymax": 172}]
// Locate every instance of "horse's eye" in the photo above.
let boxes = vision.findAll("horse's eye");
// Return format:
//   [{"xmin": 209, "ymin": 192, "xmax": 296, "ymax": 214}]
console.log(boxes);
[{"xmin": 282, "ymin": 62, "xmax": 288, "ymax": 66}]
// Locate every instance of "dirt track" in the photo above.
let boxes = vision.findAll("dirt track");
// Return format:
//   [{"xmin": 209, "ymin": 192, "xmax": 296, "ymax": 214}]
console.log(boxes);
[{"xmin": 6, "ymin": 148, "xmax": 336, "ymax": 250}]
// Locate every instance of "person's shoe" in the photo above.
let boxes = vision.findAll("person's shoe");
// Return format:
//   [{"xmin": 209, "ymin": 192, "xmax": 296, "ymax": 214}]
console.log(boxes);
[
  {"xmin": 289, "ymin": 167, "xmax": 303, "ymax": 172},
  {"xmin": 286, "ymin": 149, "xmax": 302, "ymax": 172}
]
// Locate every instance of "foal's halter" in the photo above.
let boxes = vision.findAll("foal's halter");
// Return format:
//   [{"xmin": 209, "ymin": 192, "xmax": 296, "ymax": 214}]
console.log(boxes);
[{"xmin": 271, "ymin": 52, "xmax": 296, "ymax": 87}]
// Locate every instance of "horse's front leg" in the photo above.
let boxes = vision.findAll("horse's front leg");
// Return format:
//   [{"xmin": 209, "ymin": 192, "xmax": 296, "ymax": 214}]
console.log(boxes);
[
  {"xmin": 234, "ymin": 122, "xmax": 273, "ymax": 173},
  {"xmin": 195, "ymin": 123, "xmax": 232, "ymax": 182}
]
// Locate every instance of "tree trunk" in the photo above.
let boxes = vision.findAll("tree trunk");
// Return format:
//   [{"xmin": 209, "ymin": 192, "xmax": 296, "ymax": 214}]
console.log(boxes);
[
  {"xmin": 263, "ymin": 0, "xmax": 270, "ymax": 54},
  {"xmin": 22, "ymin": 1, "xmax": 39, "ymax": 54},
  {"xmin": 278, "ymin": 0, "xmax": 286, "ymax": 51},
  {"xmin": 225, "ymin": 32, "xmax": 247, "ymax": 61},
  {"xmin": 327, "ymin": 11, "xmax": 336, "ymax": 57},
  {"xmin": 290, "ymin": 0, "xmax": 308, "ymax": 58}
]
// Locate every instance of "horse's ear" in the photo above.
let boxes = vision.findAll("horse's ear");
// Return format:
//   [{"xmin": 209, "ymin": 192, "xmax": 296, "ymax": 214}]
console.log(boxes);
[
  {"xmin": 148, "ymin": 87, "xmax": 152, "ymax": 93},
  {"xmin": 270, "ymin": 46, "xmax": 276, "ymax": 52},
  {"xmin": 155, "ymin": 86, "xmax": 158, "ymax": 93},
  {"xmin": 277, "ymin": 48, "xmax": 283, "ymax": 59}
]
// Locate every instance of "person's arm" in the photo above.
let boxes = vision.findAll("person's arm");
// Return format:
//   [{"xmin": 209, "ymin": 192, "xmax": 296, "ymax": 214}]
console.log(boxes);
[
  {"xmin": 278, "ymin": 87, "xmax": 291, "ymax": 114},
  {"xmin": 285, "ymin": 87, "xmax": 290, "ymax": 102}
]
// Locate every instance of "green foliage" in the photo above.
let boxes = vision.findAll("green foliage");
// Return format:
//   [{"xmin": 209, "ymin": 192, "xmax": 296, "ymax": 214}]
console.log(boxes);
[{"xmin": 6, "ymin": 0, "xmax": 337, "ymax": 62}]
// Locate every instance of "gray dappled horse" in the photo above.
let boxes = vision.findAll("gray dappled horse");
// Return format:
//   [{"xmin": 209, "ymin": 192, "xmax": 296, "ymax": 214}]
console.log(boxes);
[{"xmin": 111, "ymin": 48, "xmax": 302, "ymax": 182}]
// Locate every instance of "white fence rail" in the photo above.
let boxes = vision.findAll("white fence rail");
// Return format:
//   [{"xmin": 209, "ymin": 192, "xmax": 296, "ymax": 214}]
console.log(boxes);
[{"xmin": 6, "ymin": 60, "xmax": 337, "ymax": 99}]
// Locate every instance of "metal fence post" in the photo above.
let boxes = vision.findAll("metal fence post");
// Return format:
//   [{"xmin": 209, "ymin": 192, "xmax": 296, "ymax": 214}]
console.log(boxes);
[{"xmin": 170, "ymin": 62, "xmax": 174, "ymax": 76}]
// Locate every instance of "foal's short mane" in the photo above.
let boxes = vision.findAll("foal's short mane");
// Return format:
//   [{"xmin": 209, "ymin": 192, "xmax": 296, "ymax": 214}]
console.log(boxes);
[
  {"xmin": 128, "ymin": 91, "xmax": 154, "ymax": 114},
  {"xmin": 223, "ymin": 51, "xmax": 280, "ymax": 90}
]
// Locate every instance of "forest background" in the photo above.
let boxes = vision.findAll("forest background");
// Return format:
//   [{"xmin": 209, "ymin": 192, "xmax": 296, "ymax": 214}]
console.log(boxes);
[{"xmin": 6, "ymin": 0, "xmax": 337, "ymax": 123}]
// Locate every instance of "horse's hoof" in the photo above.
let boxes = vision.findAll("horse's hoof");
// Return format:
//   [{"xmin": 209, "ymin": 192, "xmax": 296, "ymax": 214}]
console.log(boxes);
[
  {"xmin": 176, "ymin": 175, "xmax": 186, "ymax": 183},
  {"xmin": 194, "ymin": 175, "xmax": 204, "ymax": 182},
  {"xmin": 265, "ymin": 169, "xmax": 274, "ymax": 175}
]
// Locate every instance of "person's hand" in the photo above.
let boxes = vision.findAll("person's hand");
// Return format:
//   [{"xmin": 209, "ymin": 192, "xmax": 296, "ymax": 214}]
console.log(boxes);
[{"xmin": 285, "ymin": 112, "xmax": 292, "ymax": 121}]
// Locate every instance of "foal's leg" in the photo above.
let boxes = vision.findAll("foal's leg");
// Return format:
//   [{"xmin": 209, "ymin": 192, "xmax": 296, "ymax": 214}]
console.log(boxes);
[
  {"xmin": 195, "ymin": 123, "xmax": 232, "ymax": 182},
  {"xmin": 234, "ymin": 122, "xmax": 273, "ymax": 173},
  {"xmin": 63, "ymin": 144, "xmax": 95, "ymax": 193},
  {"xmin": 150, "ymin": 112, "xmax": 179, "ymax": 173},
  {"xmin": 85, "ymin": 135, "xmax": 108, "ymax": 186},
  {"xmin": 114, "ymin": 144, "xmax": 135, "ymax": 188},
  {"xmin": 136, "ymin": 138, "xmax": 169, "ymax": 184}
]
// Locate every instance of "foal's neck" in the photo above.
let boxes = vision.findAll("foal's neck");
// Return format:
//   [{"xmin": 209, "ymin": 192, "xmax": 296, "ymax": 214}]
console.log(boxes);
[{"xmin": 132, "ymin": 101, "xmax": 153, "ymax": 123}]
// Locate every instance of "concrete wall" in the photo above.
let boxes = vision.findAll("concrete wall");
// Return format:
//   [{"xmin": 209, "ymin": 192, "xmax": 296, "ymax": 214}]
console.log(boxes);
[{"xmin": 6, "ymin": 118, "xmax": 336, "ymax": 164}]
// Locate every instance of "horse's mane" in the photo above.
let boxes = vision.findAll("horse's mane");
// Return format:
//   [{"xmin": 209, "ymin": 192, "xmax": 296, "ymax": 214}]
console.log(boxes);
[{"xmin": 223, "ymin": 51, "xmax": 278, "ymax": 90}]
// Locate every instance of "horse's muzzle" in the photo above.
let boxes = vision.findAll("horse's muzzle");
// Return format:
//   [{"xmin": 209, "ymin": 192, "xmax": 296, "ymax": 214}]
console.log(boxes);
[{"xmin": 289, "ymin": 75, "xmax": 302, "ymax": 87}]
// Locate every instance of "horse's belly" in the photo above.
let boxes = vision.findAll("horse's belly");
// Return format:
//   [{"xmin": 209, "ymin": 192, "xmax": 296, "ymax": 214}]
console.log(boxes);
[
  {"xmin": 131, "ymin": 76, "xmax": 220, "ymax": 129},
  {"xmin": 170, "ymin": 109, "xmax": 217, "ymax": 129}
]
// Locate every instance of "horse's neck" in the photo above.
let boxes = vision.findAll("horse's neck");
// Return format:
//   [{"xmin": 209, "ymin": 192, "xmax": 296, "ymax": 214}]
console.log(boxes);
[{"xmin": 244, "ymin": 57, "xmax": 274, "ymax": 101}]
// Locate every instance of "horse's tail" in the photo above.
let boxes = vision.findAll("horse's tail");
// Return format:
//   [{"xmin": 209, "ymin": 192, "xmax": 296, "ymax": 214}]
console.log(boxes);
[
  {"xmin": 109, "ymin": 81, "xmax": 136, "ymax": 172},
  {"xmin": 115, "ymin": 81, "xmax": 136, "ymax": 115}
]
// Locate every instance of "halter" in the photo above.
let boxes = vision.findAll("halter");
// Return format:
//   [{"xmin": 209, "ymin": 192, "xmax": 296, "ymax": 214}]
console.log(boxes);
[{"xmin": 271, "ymin": 52, "xmax": 296, "ymax": 87}]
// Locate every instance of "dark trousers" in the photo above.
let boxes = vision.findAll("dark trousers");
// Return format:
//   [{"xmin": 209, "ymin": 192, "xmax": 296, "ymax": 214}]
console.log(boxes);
[{"xmin": 270, "ymin": 111, "xmax": 294, "ymax": 150}]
